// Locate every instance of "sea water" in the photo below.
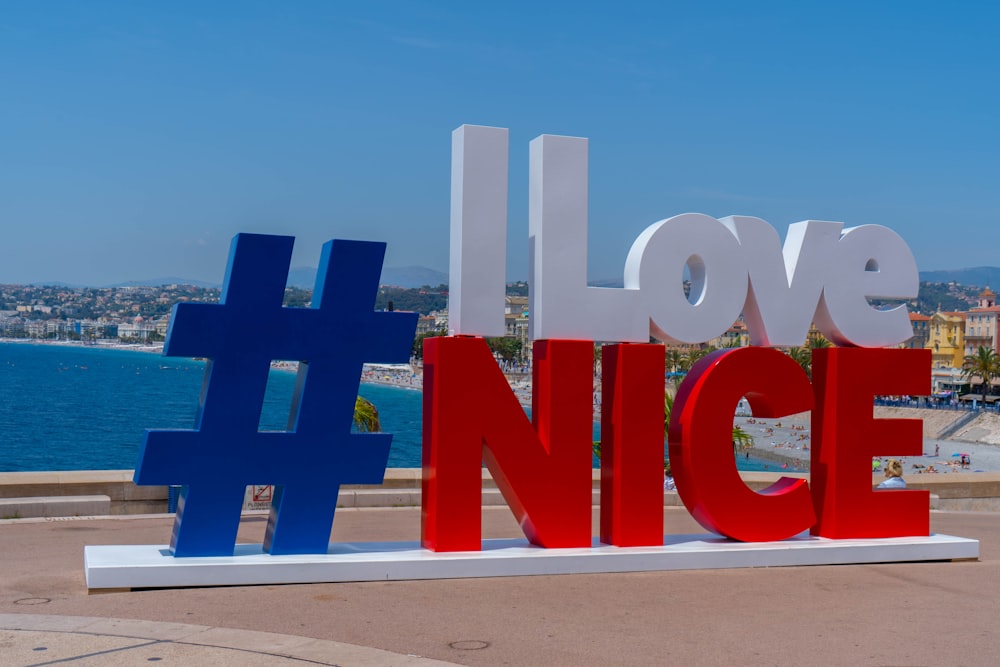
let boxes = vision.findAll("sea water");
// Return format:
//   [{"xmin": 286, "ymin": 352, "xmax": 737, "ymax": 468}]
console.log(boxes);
[{"xmin": 0, "ymin": 343, "xmax": 779, "ymax": 473}]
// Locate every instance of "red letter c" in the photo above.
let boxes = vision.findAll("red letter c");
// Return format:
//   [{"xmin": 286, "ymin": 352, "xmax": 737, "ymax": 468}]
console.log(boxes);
[{"xmin": 668, "ymin": 347, "xmax": 816, "ymax": 541}]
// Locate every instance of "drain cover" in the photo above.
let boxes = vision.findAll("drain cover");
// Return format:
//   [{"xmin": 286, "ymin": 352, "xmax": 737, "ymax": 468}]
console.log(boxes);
[{"xmin": 449, "ymin": 640, "xmax": 490, "ymax": 650}]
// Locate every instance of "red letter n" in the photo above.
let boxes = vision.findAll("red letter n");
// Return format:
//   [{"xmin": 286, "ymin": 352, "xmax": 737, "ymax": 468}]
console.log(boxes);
[{"xmin": 422, "ymin": 337, "xmax": 594, "ymax": 552}]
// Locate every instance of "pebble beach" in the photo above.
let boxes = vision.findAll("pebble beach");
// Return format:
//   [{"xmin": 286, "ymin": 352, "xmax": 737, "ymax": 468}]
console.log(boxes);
[{"xmin": 738, "ymin": 407, "xmax": 1000, "ymax": 476}]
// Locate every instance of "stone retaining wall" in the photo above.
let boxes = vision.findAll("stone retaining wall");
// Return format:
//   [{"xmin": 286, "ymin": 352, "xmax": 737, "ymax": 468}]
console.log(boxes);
[
  {"xmin": 0, "ymin": 471, "xmax": 165, "ymax": 516},
  {"xmin": 2, "ymin": 469, "xmax": 999, "ymax": 516}
]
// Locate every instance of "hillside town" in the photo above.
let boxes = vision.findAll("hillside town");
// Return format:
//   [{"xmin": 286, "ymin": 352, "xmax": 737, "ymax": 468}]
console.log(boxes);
[
  {"xmin": 415, "ymin": 281, "xmax": 1000, "ymax": 402},
  {"xmin": 1, "ymin": 279, "xmax": 998, "ymax": 400},
  {"xmin": 0, "ymin": 283, "xmax": 222, "ymax": 342}
]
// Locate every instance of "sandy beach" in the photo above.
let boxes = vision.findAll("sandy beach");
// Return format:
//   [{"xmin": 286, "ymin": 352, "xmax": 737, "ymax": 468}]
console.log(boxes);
[
  {"xmin": 0, "ymin": 337, "xmax": 166, "ymax": 354},
  {"xmin": 736, "ymin": 407, "xmax": 1000, "ymax": 476}
]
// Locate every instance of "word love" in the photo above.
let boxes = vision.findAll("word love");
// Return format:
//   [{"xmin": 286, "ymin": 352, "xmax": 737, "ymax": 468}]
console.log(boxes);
[
  {"xmin": 448, "ymin": 125, "xmax": 918, "ymax": 348},
  {"xmin": 423, "ymin": 341, "xmax": 931, "ymax": 552}
]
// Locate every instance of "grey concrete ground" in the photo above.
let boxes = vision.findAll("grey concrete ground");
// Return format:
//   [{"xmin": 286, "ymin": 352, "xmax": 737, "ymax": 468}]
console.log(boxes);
[
  {"xmin": 0, "ymin": 616, "xmax": 455, "ymax": 666},
  {"xmin": 1, "ymin": 506, "xmax": 998, "ymax": 666}
]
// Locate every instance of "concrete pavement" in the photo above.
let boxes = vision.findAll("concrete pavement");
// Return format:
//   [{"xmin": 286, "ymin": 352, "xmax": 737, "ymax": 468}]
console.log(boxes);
[
  {"xmin": 0, "ymin": 614, "xmax": 457, "ymax": 666},
  {"xmin": 1, "ymin": 506, "xmax": 998, "ymax": 666}
]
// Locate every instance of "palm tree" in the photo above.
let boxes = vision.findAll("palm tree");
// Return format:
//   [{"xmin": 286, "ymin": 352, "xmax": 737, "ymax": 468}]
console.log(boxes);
[
  {"xmin": 786, "ymin": 346, "xmax": 813, "ymax": 378},
  {"xmin": 664, "ymin": 390, "xmax": 674, "ymax": 437},
  {"xmin": 592, "ymin": 361, "xmax": 755, "ymax": 463},
  {"xmin": 665, "ymin": 349, "xmax": 684, "ymax": 374},
  {"xmin": 809, "ymin": 337, "xmax": 833, "ymax": 349},
  {"xmin": 353, "ymin": 395, "xmax": 381, "ymax": 433},
  {"xmin": 683, "ymin": 346, "xmax": 715, "ymax": 371},
  {"xmin": 962, "ymin": 346, "xmax": 1000, "ymax": 403},
  {"xmin": 786, "ymin": 337, "xmax": 833, "ymax": 379},
  {"xmin": 664, "ymin": 387, "xmax": 754, "ymax": 455},
  {"xmin": 731, "ymin": 424, "xmax": 754, "ymax": 451}
]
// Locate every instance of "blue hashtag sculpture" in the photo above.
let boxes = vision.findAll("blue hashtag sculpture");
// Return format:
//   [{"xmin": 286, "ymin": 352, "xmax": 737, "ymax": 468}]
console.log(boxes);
[{"xmin": 133, "ymin": 233, "xmax": 417, "ymax": 557}]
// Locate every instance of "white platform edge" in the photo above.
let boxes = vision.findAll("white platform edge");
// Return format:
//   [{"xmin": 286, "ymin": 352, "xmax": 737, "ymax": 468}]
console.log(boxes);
[{"xmin": 84, "ymin": 533, "xmax": 979, "ymax": 589}]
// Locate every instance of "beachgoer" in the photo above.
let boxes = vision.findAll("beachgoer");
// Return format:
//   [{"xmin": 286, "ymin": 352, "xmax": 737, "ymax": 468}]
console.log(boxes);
[
  {"xmin": 877, "ymin": 459, "xmax": 906, "ymax": 489},
  {"xmin": 663, "ymin": 463, "xmax": 675, "ymax": 491},
  {"xmin": 934, "ymin": 443, "xmax": 939, "ymax": 457}
]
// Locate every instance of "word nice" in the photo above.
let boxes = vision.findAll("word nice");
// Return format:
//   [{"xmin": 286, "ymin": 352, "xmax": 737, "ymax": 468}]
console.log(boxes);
[{"xmin": 423, "ymin": 340, "xmax": 931, "ymax": 550}]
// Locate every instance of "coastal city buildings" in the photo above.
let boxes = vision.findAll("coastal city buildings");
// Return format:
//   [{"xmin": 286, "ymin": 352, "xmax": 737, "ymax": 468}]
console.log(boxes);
[
  {"xmin": 906, "ymin": 312, "xmax": 931, "ymax": 350},
  {"xmin": 2, "ymin": 280, "xmax": 998, "ymax": 398},
  {"xmin": 0, "ymin": 284, "xmax": 218, "ymax": 343}
]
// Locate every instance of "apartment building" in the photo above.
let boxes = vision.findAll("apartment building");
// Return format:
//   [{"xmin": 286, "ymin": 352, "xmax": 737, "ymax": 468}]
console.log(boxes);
[{"xmin": 964, "ymin": 286, "xmax": 1000, "ymax": 356}]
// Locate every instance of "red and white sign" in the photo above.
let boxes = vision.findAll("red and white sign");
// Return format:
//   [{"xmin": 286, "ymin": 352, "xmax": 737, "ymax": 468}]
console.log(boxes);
[
  {"xmin": 84, "ymin": 125, "xmax": 978, "ymax": 590},
  {"xmin": 427, "ymin": 124, "xmax": 938, "ymax": 553}
]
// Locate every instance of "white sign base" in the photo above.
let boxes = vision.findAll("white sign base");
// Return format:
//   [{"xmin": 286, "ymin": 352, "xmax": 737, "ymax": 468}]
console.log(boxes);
[{"xmin": 84, "ymin": 533, "xmax": 978, "ymax": 590}]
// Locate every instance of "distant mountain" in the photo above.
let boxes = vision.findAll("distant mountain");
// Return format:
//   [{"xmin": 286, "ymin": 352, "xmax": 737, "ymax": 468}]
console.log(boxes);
[
  {"xmin": 18, "ymin": 265, "xmax": 448, "ymax": 290},
  {"xmin": 919, "ymin": 267, "xmax": 1000, "ymax": 288},
  {"xmin": 108, "ymin": 277, "xmax": 221, "ymax": 289},
  {"xmin": 381, "ymin": 266, "xmax": 448, "ymax": 288},
  {"xmin": 286, "ymin": 267, "xmax": 318, "ymax": 289},
  {"xmin": 286, "ymin": 265, "xmax": 448, "ymax": 289},
  {"xmin": 592, "ymin": 268, "xmax": 1000, "ymax": 292},
  {"xmin": 34, "ymin": 264, "xmax": 996, "ymax": 293}
]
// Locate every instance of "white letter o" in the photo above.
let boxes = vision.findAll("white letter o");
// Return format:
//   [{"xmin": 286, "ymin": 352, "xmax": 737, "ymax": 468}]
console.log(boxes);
[{"xmin": 625, "ymin": 213, "xmax": 748, "ymax": 344}]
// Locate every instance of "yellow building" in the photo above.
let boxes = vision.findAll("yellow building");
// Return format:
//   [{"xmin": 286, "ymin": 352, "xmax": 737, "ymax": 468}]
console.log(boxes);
[
  {"xmin": 926, "ymin": 311, "xmax": 966, "ymax": 369},
  {"xmin": 705, "ymin": 320, "xmax": 749, "ymax": 348}
]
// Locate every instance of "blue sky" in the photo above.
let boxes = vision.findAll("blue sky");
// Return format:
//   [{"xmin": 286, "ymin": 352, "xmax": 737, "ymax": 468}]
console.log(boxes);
[{"xmin": 1, "ymin": 2, "xmax": 998, "ymax": 286}]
